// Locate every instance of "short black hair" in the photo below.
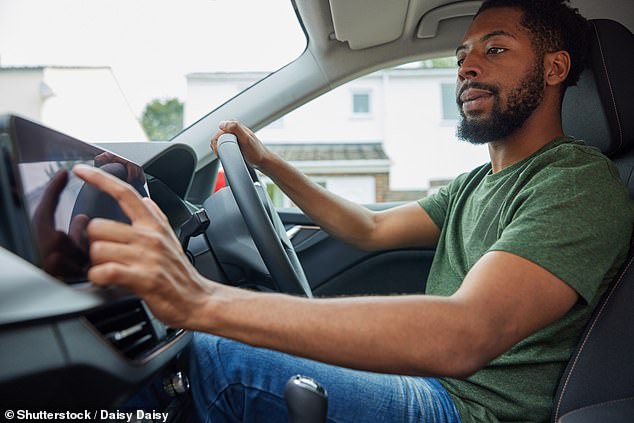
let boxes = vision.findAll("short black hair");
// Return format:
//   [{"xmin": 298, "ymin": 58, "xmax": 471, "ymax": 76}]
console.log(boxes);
[{"xmin": 476, "ymin": 0, "xmax": 589, "ymax": 89}]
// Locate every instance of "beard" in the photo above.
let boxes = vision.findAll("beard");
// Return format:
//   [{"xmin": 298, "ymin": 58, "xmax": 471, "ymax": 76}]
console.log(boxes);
[{"xmin": 456, "ymin": 61, "xmax": 545, "ymax": 145}]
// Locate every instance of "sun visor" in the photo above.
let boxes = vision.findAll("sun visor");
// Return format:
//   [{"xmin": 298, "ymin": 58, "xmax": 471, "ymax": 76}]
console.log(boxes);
[
  {"xmin": 417, "ymin": 1, "xmax": 481, "ymax": 39},
  {"xmin": 329, "ymin": 0, "xmax": 410, "ymax": 49}
]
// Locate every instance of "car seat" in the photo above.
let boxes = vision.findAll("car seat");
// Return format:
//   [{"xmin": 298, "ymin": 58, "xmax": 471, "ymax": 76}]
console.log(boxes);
[{"xmin": 552, "ymin": 18, "xmax": 634, "ymax": 423}]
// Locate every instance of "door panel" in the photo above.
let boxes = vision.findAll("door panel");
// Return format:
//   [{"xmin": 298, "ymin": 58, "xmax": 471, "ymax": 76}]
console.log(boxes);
[{"xmin": 279, "ymin": 209, "xmax": 435, "ymax": 297}]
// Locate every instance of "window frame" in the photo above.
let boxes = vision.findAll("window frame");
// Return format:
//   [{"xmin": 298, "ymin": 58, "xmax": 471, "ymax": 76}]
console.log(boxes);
[{"xmin": 350, "ymin": 89, "xmax": 372, "ymax": 119}]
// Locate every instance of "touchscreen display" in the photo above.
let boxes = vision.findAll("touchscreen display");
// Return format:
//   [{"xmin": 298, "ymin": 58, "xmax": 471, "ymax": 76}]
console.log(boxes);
[{"xmin": 7, "ymin": 116, "xmax": 148, "ymax": 283}]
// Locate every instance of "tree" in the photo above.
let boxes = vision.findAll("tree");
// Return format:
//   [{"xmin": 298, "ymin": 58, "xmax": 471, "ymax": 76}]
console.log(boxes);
[
  {"xmin": 141, "ymin": 98, "xmax": 184, "ymax": 141},
  {"xmin": 421, "ymin": 56, "xmax": 456, "ymax": 68}
]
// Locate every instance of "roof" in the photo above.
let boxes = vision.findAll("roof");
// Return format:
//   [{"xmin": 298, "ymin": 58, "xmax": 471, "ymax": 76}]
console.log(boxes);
[{"xmin": 267, "ymin": 142, "xmax": 389, "ymax": 162}]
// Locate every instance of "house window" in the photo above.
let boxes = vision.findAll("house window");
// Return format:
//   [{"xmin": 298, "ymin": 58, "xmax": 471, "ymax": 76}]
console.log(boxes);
[
  {"xmin": 352, "ymin": 92, "xmax": 371, "ymax": 116},
  {"xmin": 441, "ymin": 83, "xmax": 459, "ymax": 121}
]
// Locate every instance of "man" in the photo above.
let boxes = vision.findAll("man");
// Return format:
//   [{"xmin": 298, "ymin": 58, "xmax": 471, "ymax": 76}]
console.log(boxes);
[{"xmin": 74, "ymin": 0, "xmax": 633, "ymax": 421}]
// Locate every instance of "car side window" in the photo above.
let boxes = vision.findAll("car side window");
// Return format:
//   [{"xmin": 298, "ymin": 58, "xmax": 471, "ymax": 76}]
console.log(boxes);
[{"xmin": 256, "ymin": 58, "xmax": 489, "ymax": 207}]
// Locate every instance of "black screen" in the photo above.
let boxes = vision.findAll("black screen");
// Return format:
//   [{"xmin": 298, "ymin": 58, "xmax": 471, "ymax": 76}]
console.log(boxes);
[{"xmin": 2, "ymin": 115, "xmax": 148, "ymax": 283}]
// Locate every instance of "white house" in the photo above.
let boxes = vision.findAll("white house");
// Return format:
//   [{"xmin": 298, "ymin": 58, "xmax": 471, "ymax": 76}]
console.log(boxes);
[{"xmin": 0, "ymin": 66, "xmax": 147, "ymax": 142}]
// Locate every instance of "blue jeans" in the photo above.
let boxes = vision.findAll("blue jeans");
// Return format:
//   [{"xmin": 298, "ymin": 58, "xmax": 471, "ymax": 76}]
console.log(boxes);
[{"xmin": 189, "ymin": 332, "xmax": 461, "ymax": 423}]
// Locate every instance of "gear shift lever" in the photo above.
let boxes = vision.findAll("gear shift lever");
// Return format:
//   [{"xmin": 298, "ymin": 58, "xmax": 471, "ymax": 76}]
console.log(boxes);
[{"xmin": 284, "ymin": 375, "xmax": 328, "ymax": 423}]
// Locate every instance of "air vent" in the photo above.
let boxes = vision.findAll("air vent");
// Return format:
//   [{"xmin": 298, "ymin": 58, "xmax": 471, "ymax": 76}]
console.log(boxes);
[{"xmin": 85, "ymin": 300, "xmax": 158, "ymax": 360}]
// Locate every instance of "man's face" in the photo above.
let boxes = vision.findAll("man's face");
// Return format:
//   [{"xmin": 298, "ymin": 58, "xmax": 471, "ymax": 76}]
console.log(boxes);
[{"xmin": 454, "ymin": 8, "xmax": 545, "ymax": 145}]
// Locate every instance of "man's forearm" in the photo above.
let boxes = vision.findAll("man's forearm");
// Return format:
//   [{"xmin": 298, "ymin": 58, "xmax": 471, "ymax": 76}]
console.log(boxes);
[
  {"xmin": 212, "ymin": 120, "xmax": 438, "ymax": 250},
  {"xmin": 259, "ymin": 152, "xmax": 381, "ymax": 250},
  {"xmin": 193, "ymin": 284, "xmax": 487, "ymax": 378}
]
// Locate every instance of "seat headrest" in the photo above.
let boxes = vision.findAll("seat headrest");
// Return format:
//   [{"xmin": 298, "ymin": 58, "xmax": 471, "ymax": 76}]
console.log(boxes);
[{"xmin": 562, "ymin": 19, "xmax": 634, "ymax": 158}]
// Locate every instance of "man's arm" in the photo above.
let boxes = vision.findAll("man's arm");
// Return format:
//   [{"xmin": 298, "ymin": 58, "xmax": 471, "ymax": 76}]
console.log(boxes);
[
  {"xmin": 191, "ymin": 251, "xmax": 578, "ymax": 377},
  {"xmin": 211, "ymin": 121, "xmax": 440, "ymax": 251},
  {"xmin": 75, "ymin": 165, "xmax": 579, "ymax": 378}
]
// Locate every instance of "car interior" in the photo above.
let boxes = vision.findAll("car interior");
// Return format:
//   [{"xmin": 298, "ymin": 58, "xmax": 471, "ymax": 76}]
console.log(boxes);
[{"xmin": 0, "ymin": 0, "xmax": 633, "ymax": 422}]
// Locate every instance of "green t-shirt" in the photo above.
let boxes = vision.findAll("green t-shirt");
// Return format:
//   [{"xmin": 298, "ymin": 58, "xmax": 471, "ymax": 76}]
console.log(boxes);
[{"xmin": 418, "ymin": 137, "xmax": 633, "ymax": 423}]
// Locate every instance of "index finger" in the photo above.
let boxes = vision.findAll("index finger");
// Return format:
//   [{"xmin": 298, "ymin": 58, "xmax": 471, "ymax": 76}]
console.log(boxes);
[{"xmin": 72, "ymin": 164, "xmax": 154, "ymax": 225}]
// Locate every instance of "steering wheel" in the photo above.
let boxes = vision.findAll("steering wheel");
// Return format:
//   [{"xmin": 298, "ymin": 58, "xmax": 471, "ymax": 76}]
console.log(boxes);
[{"xmin": 216, "ymin": 133, "xmax": 313, "ymax": 297}]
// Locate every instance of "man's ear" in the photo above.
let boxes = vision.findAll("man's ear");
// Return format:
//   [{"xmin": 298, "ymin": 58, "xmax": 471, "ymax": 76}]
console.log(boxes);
[{"xmin": 544, "ymin": 50, "xmax": 571, "ymax": 87}]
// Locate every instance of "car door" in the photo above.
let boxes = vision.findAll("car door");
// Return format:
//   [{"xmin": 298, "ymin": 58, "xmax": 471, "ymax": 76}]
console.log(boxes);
[{"xmin": 280, "ymin": 207, "xmax": 435, "ymax": 296}]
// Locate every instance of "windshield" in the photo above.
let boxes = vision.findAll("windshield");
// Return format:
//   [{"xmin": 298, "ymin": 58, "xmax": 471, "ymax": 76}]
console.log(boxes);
[{"xmin": 0, "ymin": 0, "xmax": 306, "ymax": 142}]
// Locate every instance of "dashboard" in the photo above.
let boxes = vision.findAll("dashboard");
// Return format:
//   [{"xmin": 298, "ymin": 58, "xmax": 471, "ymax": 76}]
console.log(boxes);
[{"xmin": 0, "ymin": 116, "xmax": 208, "ymax": 408}]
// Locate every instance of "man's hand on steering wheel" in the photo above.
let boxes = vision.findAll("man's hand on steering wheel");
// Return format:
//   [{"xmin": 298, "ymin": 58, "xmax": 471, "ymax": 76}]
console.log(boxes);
[
  {"xmin": 209, "ymin": 120, "xmax": 312, "ymax": 298},
  {"xmin": 211, "ymin": 120, "xmax": 272, "ymax": 171}
]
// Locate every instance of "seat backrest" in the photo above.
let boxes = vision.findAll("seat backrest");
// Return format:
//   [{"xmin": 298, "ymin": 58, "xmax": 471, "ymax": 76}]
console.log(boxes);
[
  {"xmin": 552, "ymin": 19, "xmax": 634, "ymax": 422},
  {"xmin": 562, "ymin": 19, "xmax": 634, "ymax": 194}
]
